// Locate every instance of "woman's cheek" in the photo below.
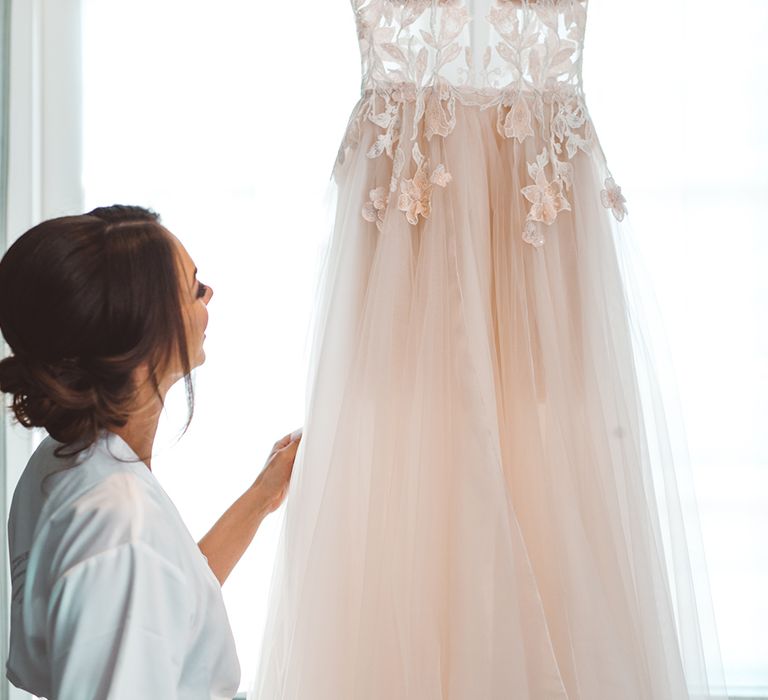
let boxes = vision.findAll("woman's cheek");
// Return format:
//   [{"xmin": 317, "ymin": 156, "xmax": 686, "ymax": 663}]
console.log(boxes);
[{"xmin": 198, "ymin": 305, "xmax": 208, "ymax": 335}]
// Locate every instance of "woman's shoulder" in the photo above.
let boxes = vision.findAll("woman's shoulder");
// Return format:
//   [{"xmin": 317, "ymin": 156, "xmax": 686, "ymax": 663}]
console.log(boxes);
[
  {"xmin": 22, "ymin": 431, "xmax": 159, "ymax": 523},
  {"xmin": 11, "ymin": 431, "xmax": 186, "ymax": 583}
]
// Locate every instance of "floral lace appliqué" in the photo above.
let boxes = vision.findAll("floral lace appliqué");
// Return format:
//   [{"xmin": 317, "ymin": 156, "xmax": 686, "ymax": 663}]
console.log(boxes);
[
  {"xmin": 361, "ymin": 142, "xmax": 452, "ymax": 229},
  {"xmin": 522, "ymin": 147, "xmax": 571, "ymax": 225},
  {"xmin": 503, "ymin": 94, "xmax": 535, "ymax": 143},
  {"xmin": 397, "ymin": 142, "xmax": 452, "ymax": 224},
  {"xmin": 600, "ymin": 176, "xmax": 628, "ymax": 222},
  {"xmin": 362, "ymin": 186, "xmax": 390, "ymax": 231},
  {"xmin": 342, "ymin": 0, "xmax": 627, "ymax": 246}
]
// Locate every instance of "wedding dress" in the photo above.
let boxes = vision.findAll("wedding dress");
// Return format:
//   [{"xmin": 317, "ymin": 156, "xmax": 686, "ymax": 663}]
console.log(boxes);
[{"xmin": 249, "ymin": 1, "xmax": 729, "ymax": 697}]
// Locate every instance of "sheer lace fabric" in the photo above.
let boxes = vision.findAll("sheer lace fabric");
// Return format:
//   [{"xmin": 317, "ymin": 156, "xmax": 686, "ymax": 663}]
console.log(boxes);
[{"xmin": 336, "ymin": 0, "xmax": 627, "ymax": 246}]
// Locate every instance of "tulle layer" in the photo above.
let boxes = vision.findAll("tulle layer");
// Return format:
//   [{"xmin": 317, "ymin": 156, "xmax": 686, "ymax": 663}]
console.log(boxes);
[{"xmin": 248, "ymin": 100, "xmax": 728, "ymax": 699}]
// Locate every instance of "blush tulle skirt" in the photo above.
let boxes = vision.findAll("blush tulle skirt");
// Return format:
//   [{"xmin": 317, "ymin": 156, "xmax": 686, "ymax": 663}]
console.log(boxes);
[{"xmin": 247, "ymin": 98, "xmax": 729, "ymax": 699}]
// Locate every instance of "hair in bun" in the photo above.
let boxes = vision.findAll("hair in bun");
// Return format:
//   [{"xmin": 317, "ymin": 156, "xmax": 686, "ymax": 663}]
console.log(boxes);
[
  {"xmin": 0, "ymin": 205, "xmax": 196, "ymax": 493},
  {"xmin": 0, "ymin": 352, "xmax": 130, "ymax": 445}
]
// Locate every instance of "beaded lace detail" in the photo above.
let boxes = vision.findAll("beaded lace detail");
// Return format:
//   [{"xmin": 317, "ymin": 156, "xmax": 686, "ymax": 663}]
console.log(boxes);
[{"xmin": 335, "ymin": 0, "xmax": 628, "ymax": 246}]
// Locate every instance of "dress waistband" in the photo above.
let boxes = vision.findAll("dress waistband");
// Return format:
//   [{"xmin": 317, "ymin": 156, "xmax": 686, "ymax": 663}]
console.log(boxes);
[{"xmin": 361, "ymin": 80, "xmax": 587, "ymax": 110}]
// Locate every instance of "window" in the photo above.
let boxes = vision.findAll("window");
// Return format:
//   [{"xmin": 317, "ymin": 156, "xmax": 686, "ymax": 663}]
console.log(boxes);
[
  {"xmin": 81, "ymin": 0, "xmax": 360, "ymax": 693},
  {"xmin": 583, "ymin": 1, "xmax": 768, "ymax": 694}
]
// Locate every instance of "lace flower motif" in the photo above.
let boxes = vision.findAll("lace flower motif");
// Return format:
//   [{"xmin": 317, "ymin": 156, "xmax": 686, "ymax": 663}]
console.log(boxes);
[
  {"xmin": 362, "ymin": 186, "xmax": 389, "ymax": 231},
  {"xmin": 430, "ymin": 163, "xmax": 453, "ymax": 187},
  {"xmin": 522, "ymin": 148, "xmax": 571, "ymax": 225},
  {"xmin": 600, "ymin": 176, "xmax": 628, "ymax": 221},
  {"xmin": 503, "ymin": 94, "xmax": 535, "ymax": 144},
  {"xmin": 424, "ymin": 80, "xmax": 457, "ymax": 140},
  {"xmin": 397, "ymin": 142, "xmax": 452, "ymax": 225},
  {"xmin": 345, "ymin": 0, "xmax": 609, "ymax": 242}
]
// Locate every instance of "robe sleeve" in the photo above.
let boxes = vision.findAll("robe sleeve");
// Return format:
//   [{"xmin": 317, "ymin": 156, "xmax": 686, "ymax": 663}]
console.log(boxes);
[{"xmin": 46, "ymin": 540, "xmax": 195, "ymax": 699}]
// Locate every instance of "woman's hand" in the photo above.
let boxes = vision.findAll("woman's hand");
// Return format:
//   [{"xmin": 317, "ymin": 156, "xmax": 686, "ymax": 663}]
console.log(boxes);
[
  {"xmin": 253, "ymin": 428, "xmax": 302, "ymax": 516},
  {"xmin": 198, "ymin": 429, "xmax": 303, "ymax": 585}
]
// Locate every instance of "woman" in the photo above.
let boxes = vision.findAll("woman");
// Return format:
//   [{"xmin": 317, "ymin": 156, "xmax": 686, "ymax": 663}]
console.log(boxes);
[{"xmin": 0, "ymin": 204, "xmax": 298, "ymax": 698}]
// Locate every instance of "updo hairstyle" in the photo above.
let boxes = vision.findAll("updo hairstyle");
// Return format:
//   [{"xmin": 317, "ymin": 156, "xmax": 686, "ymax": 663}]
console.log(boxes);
[{"xmin": 0, "ymin": 205, "xmax": 195, "ymax": 476}]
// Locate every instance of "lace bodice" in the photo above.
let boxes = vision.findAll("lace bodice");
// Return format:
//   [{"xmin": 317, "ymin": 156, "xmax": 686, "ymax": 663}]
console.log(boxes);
[
  {"xmin": 335, "ymin": 0, "xmax": 628, "ymax": 246},
  {"xmin": 357, "ymin": 0, "xmax": 587, "ymax": 95}
]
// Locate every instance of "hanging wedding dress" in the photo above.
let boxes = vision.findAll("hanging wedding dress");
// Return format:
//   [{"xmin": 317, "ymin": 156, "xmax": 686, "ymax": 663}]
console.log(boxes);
[{"xmin": 249, "ymin": 0, "xmax": 729, "ymax": 697}]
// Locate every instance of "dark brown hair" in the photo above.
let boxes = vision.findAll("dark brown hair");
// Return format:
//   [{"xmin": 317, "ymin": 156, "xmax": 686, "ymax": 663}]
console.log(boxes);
[{"xmin": 0, "ymin": 205, "xmax": 195, "ymax": 491}]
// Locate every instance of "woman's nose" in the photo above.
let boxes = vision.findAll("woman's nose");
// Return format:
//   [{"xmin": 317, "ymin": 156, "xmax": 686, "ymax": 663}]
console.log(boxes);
[{"xmin": 205, "ymin": 285, "xmax": 214, "ymax": 304}]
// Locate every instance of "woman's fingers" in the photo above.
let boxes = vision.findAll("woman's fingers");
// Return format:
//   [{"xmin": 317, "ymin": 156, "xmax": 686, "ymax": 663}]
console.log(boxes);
[
  {"xmin": 257, "ymin": 429, "xmax": 303, "ymax": 514},
  {"xmin": 267, "ymin": 428, "xmax": 303, "ymax": 468},
  {"xmin": 273, "ymin": 427, "xmax": 303, "ymax": 451},
  {"xmin": 273, "ymin": 435, "xmax": 291, "ymax": 451}
]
